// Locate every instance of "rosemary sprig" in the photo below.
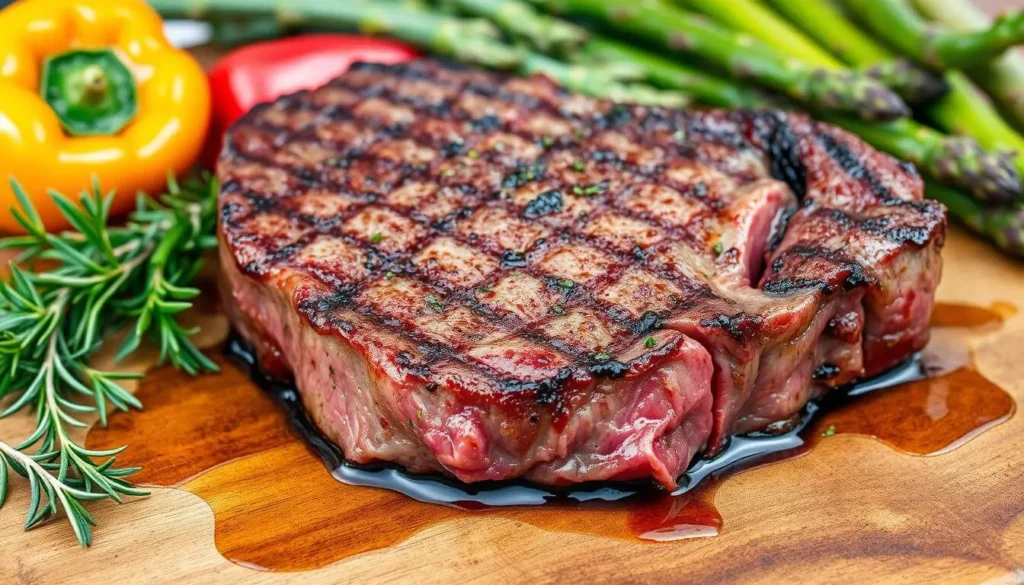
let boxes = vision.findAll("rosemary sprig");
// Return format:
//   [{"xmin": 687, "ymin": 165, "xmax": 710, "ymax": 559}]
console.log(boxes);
[{"xmin": 0, "ymin": 173, "xmax": 219, "ymax": 546}]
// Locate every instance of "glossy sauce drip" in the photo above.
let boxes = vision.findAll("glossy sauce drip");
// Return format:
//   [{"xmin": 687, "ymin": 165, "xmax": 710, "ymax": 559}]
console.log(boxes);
[{"xmin": 86, "ymin": 302, "xmax": 1015, "ymax": 572}]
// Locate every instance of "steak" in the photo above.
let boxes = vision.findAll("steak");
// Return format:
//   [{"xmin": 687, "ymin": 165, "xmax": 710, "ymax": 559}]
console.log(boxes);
[{"xmin": 217, "ymin": 60, "xmax": 945, "ymax": 489}]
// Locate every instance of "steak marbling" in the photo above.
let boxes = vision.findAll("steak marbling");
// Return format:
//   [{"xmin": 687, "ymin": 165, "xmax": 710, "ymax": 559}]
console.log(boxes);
[{"xmin": 217, "ymin": 60, "xmax": 945, "ymax": 489}]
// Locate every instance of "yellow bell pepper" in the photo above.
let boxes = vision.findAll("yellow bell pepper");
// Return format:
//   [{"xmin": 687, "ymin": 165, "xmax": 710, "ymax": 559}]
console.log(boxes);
[{"xmin": 0, "ymin": 0, "xmax": 211, "ymax": 233}]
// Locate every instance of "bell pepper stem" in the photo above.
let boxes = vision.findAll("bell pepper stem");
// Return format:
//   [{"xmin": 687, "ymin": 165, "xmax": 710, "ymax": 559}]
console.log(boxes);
[
  {"xmin": 79, "ymin": 65, "xmax": 110, "ymax": 105},
  {"xmin": 41, "ymin": 49, "xmax": 138, "ymax": 136}
]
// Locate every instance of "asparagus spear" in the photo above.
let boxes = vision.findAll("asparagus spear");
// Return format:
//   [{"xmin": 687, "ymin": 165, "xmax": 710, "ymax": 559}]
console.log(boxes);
[
  {"xmin": 912, "ymin": 0, "xmax": 1024, "ymax": 133},
  {"xmin": 520, "ymin": 52, "xmax": 690, "ymax": 106},
  {"xmin": 767, "ymin": 0, "xmax": 945, "ymax": 100},
  {"xmin": 441, "ymin": 0, "xmax": 776, "ymax": 109},
  {"xmin": 209, "ymin": 18, "xmax": 286, "ymax": 48},
  {"xmin": 578, "ymin": 37, "xmax": 776, "ymax": 109},
  {"xmin": 149, "ymin": 0, "xmax": 524, "ymax": 69},
  {"xmin": 927, "ymin": 182, "xmax": 1024, "ymax": 258},
  {"xmin": 822, "ymin": 116, "xmax": 1021, "ymax": 204},
  {"xmin": 671, "ymin": 0, "xmax": 839, "ymax": 68},
  {"xmin": 676, "ymin": 0, "xmax": 946, "ymax": 104},
  {"xmin": 441, "ymin": 0, "xmax": 588, "ymax": 54},
  {"xmin": 525, "ymin": 0, "xmax": 909, "ymax": 121},
  {"xmin": 674, "ymin": 0, "xmax": 946, "ymax": 104},
  {"xmin": 842, "ymin": 0, "xmax": 1024, "ymax": 71},
  {"xmin": 766, "ymin": 0, "xmax": 890, "ymax": 65}
]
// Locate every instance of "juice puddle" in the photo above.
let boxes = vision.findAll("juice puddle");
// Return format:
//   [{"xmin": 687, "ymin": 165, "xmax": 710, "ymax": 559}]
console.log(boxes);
[{"xmin": 86, "ymin": 302, "xmax": 1015, "ymax": 572}]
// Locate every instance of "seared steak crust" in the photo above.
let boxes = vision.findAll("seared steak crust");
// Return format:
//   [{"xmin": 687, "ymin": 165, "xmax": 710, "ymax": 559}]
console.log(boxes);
[{"xmin": 218, "ymin": 61, "xmax": 945, "ymax": 487}]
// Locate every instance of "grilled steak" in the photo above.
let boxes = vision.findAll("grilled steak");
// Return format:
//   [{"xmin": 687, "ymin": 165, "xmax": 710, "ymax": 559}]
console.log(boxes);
[{"xmin": 217, "ymin": 60, "xmax": 945, "ymax": 489}]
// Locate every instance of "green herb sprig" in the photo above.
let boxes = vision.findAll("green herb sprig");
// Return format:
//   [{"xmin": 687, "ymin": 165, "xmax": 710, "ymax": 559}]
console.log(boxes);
[{"xmin": 0, "ymin": 173, "xmax": 218, "ymax": 546}]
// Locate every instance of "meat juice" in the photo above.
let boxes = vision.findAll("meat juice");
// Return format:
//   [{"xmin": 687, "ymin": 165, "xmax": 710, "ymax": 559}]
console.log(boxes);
[{"xmin": 86, "ymin": 302, "xmax": 1016, "ymax": 571}]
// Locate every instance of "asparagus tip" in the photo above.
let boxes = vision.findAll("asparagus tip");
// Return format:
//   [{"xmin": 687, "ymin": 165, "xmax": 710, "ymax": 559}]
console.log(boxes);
[
  {"xmin": 805, "ymin": 69, "xmax": 911, "ymax": 121},
  {"xmin": 926, "ymin": 182, "xmax": 1024, "ymax": 258},
  {"xmin": 864, "ymin": 59, "xmax": 950, "ymax": 105},
  {"xmin": 930, "ymin": 138, "xmax": 1022, "ymax": 204}
]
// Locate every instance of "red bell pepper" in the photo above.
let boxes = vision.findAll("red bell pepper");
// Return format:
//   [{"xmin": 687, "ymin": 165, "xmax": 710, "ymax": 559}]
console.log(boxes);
[{"xmin": 204, "ymin": 34, "xmax": 420, "ymax": 166}]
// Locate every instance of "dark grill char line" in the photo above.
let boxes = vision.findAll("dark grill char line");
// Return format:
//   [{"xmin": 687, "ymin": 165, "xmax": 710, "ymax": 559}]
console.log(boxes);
[{"xmin": 217, "ymin": 60, "xmax": 945, "ymax": 488}]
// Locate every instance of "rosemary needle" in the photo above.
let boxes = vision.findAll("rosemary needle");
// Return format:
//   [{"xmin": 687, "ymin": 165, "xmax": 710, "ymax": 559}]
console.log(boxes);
[{"xmin": 0, "ymin": 173, "xmax": 219, "ymax": 546}]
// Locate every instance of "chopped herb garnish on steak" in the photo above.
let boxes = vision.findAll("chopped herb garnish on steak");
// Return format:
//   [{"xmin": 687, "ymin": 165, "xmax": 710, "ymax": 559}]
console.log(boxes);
[
  {"xmin": 541, "ymin": 135, "xmax": 553, "ymax": 148},
  {"xmin": 593, "ymin": 351, "xmax": 612, "ymax": 362},
  {"xmin": 551, "ymin": 303, "xmax": 565, "ymax": 315},
  {"xmin": 467, "ymin": 149, "xmax": 479, "ymax": 159},
  {"xmin": 424, "ymin": 294, "xmax": 444, "ymax": 312},
  {"xmin": 370, "ymin": 232, "xmax": 384, "ymax": 244},
  {"xmin": 478, "ymin": 285, "xmax": 491, "ymax": 293},
  {"xmin": 823, "ymin": 425, "xmax": 836, "ymax": 437},
  {"xmin": 385, "ymin": 271, "xmax": 395, "ymax": 279},
  {"xmin": 571, "ymin": 160, "xmax": 586, "ymax": 172},
  {"xmin": 572, "ymin": 183, "xmax": 606, "ymax": 197},
  {"xmin": 713, "ymin": 242, "xmax": 723, "ymax": 255},
  {"xmin": 557, "ymin": 278, "xmax": 574, "ymax": 290},
  {"xmin": 645, "ymin": 337, "xmax": 657, "ymax": 348}
]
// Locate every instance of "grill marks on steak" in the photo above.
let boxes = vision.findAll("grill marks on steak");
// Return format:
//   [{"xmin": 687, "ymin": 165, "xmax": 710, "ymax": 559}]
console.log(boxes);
[{"xmin": 218, "ymin": 61, "xmax": 945, "ymax": 488}]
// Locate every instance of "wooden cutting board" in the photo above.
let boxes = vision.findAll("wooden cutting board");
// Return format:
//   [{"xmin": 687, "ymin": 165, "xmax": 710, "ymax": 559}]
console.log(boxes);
[{"xmin": 0, "ymin": 226, "xmax": 1022, "ymax": 585}]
